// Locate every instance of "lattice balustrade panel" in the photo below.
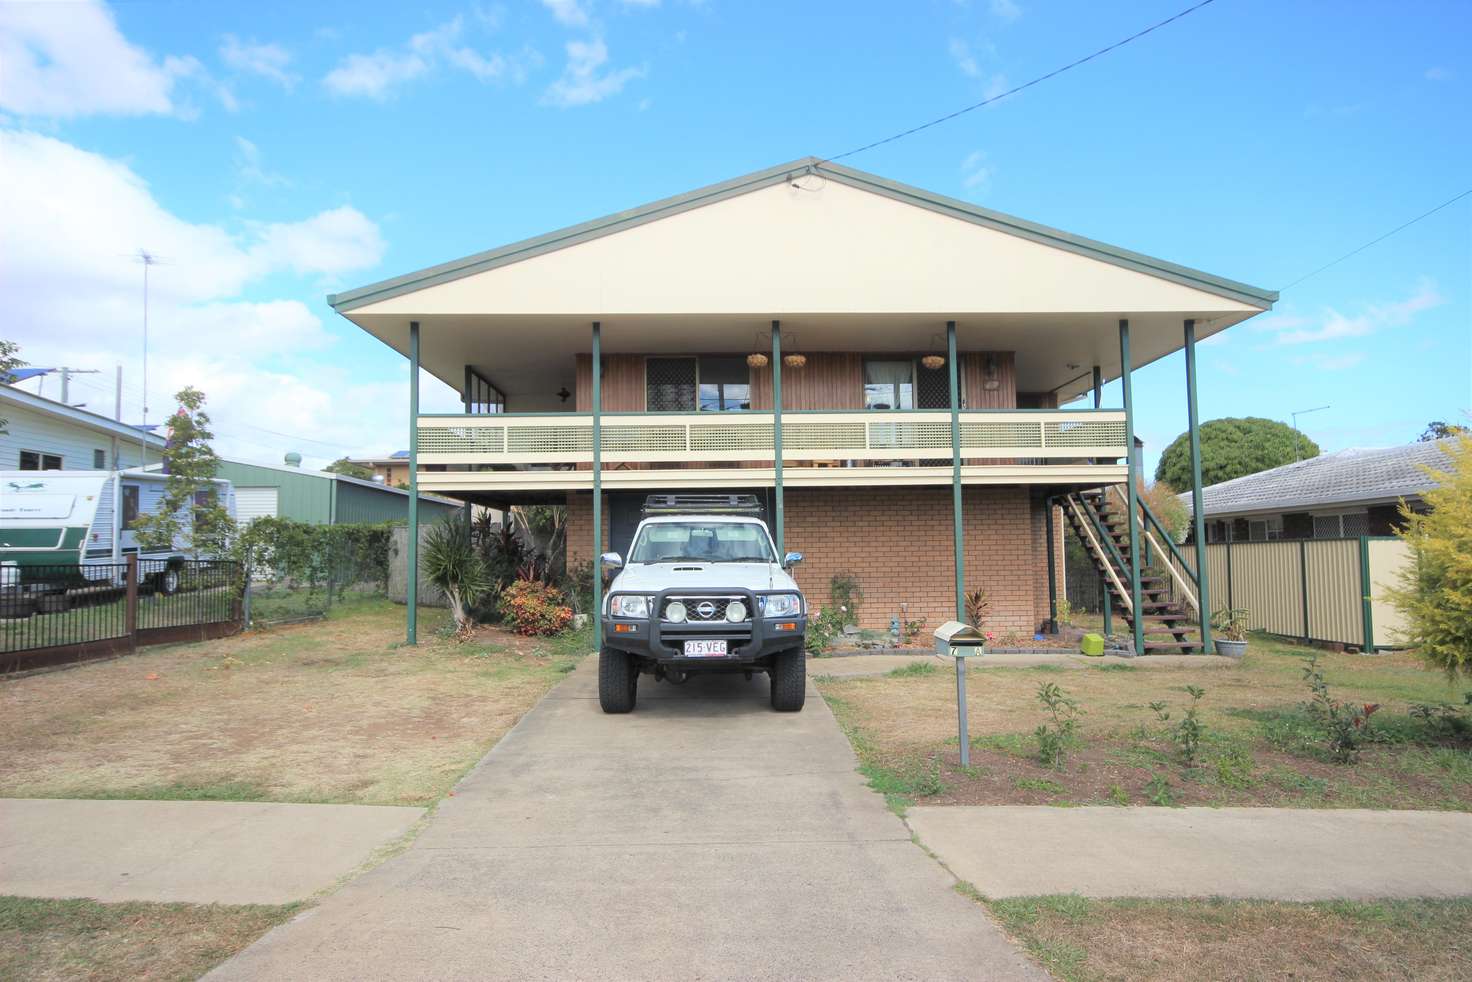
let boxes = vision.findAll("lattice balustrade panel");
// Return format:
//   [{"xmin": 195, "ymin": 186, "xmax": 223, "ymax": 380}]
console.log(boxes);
[
  {"xmin": 1044, "ymin": 419, "xmax": 1126, "ymax": 448},
  {"xmin": 506, "ymin": 424, "xmax": 593, "ymax": 454},
  {"xmin": 418, "ymin": 425, "xmax": 505, "ymax": 454},
  {"xmin": 960, "ymin": 419, "xmax": 1041, "ymax": 449},
  {"xmin": 689, "ymin": 423, "xmax": 774, "ymax": 452},
  {"xmin": 868, "ymin": 420, "xmax": 952, "ymax": 450},
  {"xmin": 781, "ymin": 421, "xmax": 867, "ymax": 452},
  {"xmin": 601, "ymin": 424, "xmax": 687, "ymax": 454}
]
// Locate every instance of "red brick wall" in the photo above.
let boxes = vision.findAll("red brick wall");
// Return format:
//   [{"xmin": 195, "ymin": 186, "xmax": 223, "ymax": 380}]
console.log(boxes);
[{"xmin": 568, "ymin": 485, "xmax": 1056, "ymax": 636}]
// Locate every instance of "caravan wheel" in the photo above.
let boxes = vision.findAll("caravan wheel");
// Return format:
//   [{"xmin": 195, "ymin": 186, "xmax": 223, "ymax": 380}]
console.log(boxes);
[{"xmin": 156, "ymin": 568, "xmax": 181, "ymax": 596}]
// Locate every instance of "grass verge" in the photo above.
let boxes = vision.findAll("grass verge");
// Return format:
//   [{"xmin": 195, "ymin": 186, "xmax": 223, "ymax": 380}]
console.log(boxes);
[
  {"xmin": 0, "ymin": 895, "xmax": 297, "ymax": 982},
  {"xmin": 978, "ymin": 893, "xmax": 1472, "ymax": 982}
]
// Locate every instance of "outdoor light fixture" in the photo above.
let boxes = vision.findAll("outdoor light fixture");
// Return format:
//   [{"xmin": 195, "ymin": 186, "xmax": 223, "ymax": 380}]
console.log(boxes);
[{"xmin": 983, "ymin": 353, "xmax": 1001, "ymax": 391}]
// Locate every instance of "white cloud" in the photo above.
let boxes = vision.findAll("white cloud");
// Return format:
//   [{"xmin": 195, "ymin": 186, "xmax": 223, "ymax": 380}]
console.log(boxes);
[
  {"xmin": 990, "ymin": 0, "xmax": 1022, "ymax": 22},
  {"xmin": 1254, "ymin": 280, "xmax": 1445, "ymax": 345},
  {"xmin": 543, "ymin": 37, "xmax": 644, "ymax": 107},
  {"xmin": 323, "ymin": 17, "xmax": 536, "ymax": 99},
  {"xmin": 0, "ymin": 129, "xmax": 404, "ymax": 464},
  {"xmin": 541, "ymin": 0, "xmax": 591, "ymax": 27},
  {"xmin": 960, "ymin": 150, "xmax": 991, "ymax": 192},
  {"xmin": 0, "ymin": 0, "xmax": 187, "ymax": 117},
  {"xmin": 220, "ymin": 35, "xmax": 298, "ymax": 88},
  {"xmin": 948, "ymin": 38, "xmax": 980, "ymax": 78}
]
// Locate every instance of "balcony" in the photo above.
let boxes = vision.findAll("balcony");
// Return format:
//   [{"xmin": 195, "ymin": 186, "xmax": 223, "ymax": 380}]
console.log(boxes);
[{"xmin": 414, "ymin": 408, "xmax": 1128, "ymax": 494}]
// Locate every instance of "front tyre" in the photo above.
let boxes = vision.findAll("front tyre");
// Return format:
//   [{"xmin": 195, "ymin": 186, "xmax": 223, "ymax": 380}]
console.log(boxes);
[
  {"xmin": 770, "ymin": 646, "xmax": 806, "ymax": 712},
  {"xmin": 598, "ymin": 647, "xmax": 637, "ymax": 713}
]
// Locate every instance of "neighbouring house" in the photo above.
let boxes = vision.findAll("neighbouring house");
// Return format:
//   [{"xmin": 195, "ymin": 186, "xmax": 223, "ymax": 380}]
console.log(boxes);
[
  {"xmin": 1183, "ymin": 440, "xmax": 1455, "ymax": 543},
  {"xmin": 345, "ymin": 450, "xmax": 413, "ymax": 487},
  {"xmin": 0, "ymin": 383, "xmax": 164, "ymax": 472},
  {"xmin": 209, "ymin": 454, "xmax": 463, "ymax": 526},
  {"xmin": 325, "ymin": 158, "xmax": 1277, "ymax": 653}
]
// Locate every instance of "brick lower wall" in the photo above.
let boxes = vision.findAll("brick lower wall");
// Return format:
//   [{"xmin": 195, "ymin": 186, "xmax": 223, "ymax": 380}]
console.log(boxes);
[{"xmin": 565, "ymin": 485, "xmax": 1059, "ymax": 636}]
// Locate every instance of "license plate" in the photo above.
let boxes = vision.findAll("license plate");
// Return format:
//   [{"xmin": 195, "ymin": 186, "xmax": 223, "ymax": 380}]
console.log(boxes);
[{"xmin": 683, "ymin": 640, "xmax": 727, "ymax": 657}]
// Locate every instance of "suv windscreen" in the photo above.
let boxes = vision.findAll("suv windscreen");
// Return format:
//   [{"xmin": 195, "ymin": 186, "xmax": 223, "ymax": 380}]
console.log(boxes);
[{"xmin": 629, "ymin": 522, "xmax": 776, "ymax": 564}]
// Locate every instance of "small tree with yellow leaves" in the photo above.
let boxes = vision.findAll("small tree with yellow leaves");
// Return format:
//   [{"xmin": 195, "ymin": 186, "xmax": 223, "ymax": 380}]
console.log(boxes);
[{"xmin": 1385, "ymin": 434, "xmax": 1472, "ymax": 677}]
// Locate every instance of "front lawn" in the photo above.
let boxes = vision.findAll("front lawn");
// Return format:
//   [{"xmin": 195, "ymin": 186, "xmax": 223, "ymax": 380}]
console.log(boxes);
[
  {"xmin": 0, "ymin": 896, "xmax": 297, "ymax": 982},
  {"xmin": 979, "ymin": 893, "xmax": 1472, "ymax": 982},
  {"xmin": 0, "ymin": 597, "xmax": 591, "ymax": 806},
  {"xmin": 816, "ymin": 635, "xmax": 1472, "ymax": 811}
]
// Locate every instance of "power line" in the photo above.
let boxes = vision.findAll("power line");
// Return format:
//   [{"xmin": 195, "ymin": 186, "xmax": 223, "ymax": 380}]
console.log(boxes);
[
  {"xmin": 821, "ymin": 0, "xmax": 1221, "ymax": 165},
  {"xmin": 1280, "ymin": 188, "xmax": 1472, "ymax": 291}
]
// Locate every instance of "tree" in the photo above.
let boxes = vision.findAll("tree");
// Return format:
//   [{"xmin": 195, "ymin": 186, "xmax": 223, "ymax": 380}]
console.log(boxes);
[
  {"xmin": 133, "ymin": 387, "xmax": 232, "ymax": 556},
  {"xmin": 0, "ymin": 340, "xmax": 23, "ymax": 435},
  {"xmin": 1155, "ymin": 417, "xmax": 1319, "ymax": 491},
  {"xmin": 1385, "ymin": 434, "xmax": 1472, "ymax": 677},
  {"xmin": 325, "ymin": 457, "xmax": 374, "ymax": 480},
  {"xmin": 1139, "ymin": 479, "xmax": 1190, "ymax": 543},
  {"xmin": 1419, "ymin": 421, "xmax": 1469, "ymax": 443}
]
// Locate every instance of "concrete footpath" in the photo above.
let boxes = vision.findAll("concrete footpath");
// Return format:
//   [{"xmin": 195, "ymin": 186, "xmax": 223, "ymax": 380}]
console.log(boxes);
[
  {"xmin": 0, "ymin": 798, "xmax": 425, "ymax": 905},
  {"xmin": 210, "ymin": 660, "xmax": 1046, "ymax": 981},
  {"xmin": 909, "ymin": 805, "xmax": 1472, "ymax": 901},
  {"xmin": 812, "ymin": 652, "xmax": 1241, "ymax": 678}
]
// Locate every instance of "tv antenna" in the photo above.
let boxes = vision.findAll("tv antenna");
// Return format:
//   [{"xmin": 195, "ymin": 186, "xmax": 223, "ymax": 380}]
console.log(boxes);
[{"xmin": 127, "ymin": 249, "xmax": 171, "ymax": 463}]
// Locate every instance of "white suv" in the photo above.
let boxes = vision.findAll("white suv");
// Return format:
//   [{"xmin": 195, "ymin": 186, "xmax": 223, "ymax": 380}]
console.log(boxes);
[{"xmin": 598, "ymin": 495, "xmax": 807, "ymax": 713}]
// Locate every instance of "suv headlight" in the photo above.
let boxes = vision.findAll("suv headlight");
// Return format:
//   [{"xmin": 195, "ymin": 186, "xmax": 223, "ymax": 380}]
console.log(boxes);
[
  {"xmin": 609, "ymin": 595, "xmax": 650, "ymax": 618},
  {"xmin": 760, "ymin": 593, "xmax": 802, "ymax": 618}
]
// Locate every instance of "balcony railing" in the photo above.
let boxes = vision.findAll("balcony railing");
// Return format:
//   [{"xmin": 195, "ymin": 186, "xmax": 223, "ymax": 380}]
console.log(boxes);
[{"xmin": 417, "ymin": 409, "xmax": 1127, "ymax": 466}]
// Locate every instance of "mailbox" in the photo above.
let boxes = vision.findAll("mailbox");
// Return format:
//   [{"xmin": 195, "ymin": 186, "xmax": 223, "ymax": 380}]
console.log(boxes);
[{"xmin": 934, "ymin": 620, "xmax": 986, "ymax": 657}]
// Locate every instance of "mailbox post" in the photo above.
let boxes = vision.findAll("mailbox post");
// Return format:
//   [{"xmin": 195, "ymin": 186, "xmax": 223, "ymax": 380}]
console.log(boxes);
[{"xmin": 934, "ymin": 621, "xmax": 986, "ymax": 767}]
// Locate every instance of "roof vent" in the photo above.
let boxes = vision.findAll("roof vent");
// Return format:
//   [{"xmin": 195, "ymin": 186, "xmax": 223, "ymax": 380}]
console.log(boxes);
[{"xmin": 284, "ymin": 451, "xmax": 302, "ymax": 468}]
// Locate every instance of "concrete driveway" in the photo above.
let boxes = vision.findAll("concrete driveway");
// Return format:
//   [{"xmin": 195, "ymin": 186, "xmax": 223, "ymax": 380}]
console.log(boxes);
[{"xmin": 211, "ymin": 657, "xmax": 1043, "ymax": 981}]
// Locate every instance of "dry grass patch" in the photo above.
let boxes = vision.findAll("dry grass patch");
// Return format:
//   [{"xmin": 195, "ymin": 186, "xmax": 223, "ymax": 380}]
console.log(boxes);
[
  {"xmin": 818, "ymin": 637, "xmax": 1472, "ymax": 810},
  {"xmin": 0, "ymin": 599, "xmax": 590, "ymax": 806},
  {"xmin": 983, "ymin": 894, "xmax": 1472, "ymax": 982},
  {"xmin": 0, "ymin": 895, "xmax": 296, "ymax": 982}
]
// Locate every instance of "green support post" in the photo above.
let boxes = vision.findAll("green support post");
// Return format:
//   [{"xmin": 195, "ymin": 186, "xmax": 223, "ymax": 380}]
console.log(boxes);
[
  {"xmin": 1044, "ymin": 494, "xmax": 1057, "ymax": 633},
  {"xmin": 771, "ymin": 321, "xmax": 784, "ymax": 555},
  {"xmin": 592, "ymin": 322, "xmax": 603, "ymax": 642},
  {"xmin": 947, "ymin": 320, "xmax": 964, "ymax": 621},
  {"xmin": 1184, "ymin": 319, "xmax": 1213, "ymax": 654},
  {"xmin": 1092, "ymin": 365, "xmax": 1103, "ymax": 409},
  {"xmin": 407, "ymin": 320, "xmax": 420, "ymax": 646},
  {"xmin": 1102, "ymin": 588, "xmax": 1112, "ymax": 636},
  {"xmin": 1118, "ymin": 319, "xmax": 1144, "ymax": 656},
  {"xmin": 1358, "ymin": 536, "xmax": 1376, "ymax": 653}
]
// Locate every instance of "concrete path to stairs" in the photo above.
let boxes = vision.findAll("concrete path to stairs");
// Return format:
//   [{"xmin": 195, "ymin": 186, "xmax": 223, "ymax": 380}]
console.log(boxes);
[
  {"xmin": 210, "ymin": 658, "xmax": 1046, "ymax": 981},
  {"xmin": 909, "ymin": 805, "xmax": 1472, "ymax": 901}
]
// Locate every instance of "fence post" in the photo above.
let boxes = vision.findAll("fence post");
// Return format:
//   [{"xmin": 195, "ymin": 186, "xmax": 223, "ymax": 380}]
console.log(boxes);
[
  {"xmin": 1299, "ymin": 540, "xmax": 1310, "ymax": 644},
  {"xmin": 242, "ymin": 567, "xmax": 252, "ymax": 629},
  {"xmin": 1225, "ymin": 541, "xmax": 1234, "ymax": 612},
  {"xmin": 1358, "ymin": 536, "xmax": 1376, "ymax": 654},
  {"xmin": 125, "ymin": 554, "xmax": 139, "ymax": 652}
]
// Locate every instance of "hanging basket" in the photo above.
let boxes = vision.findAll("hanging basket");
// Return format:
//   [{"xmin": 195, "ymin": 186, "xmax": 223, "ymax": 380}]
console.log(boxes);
[
  {"xmin": 920, "ymin": 354, "xmax": 946, "ymax": 370},
  {"xmin": 783, "ymin": 353, "xmax": 807, "ymax": 369},
  {"xmin": 746, "ymin": 352, "xmax": 769, "ymax": 368}
]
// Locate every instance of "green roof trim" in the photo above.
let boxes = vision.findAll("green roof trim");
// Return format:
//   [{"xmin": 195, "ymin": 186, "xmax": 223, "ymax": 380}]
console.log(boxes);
[{"xmin": 328, "ymin": 156, "xmax": 1277, "ymax": 313}]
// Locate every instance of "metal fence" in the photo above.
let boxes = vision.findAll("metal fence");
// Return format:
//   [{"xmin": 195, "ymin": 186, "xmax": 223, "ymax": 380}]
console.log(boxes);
[
  {"xmin": 2, "ymin": 557, "xmax": 242, "ymax": 666},
  {"xmin": 1159, "ymin": 537, "xmax": 1412, "ymax": 650}
]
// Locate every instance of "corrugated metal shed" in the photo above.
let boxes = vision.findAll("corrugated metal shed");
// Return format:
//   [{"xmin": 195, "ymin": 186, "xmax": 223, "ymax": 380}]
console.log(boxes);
[{"xmin": 213, "ymin": 459, "xmax": 460, "ymax": 525}]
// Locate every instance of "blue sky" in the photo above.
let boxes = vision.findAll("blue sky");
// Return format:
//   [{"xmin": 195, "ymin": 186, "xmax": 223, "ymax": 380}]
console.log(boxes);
[{"xmin": 2, "ymin": 0, "xmax": 1468, "ymax": 475}]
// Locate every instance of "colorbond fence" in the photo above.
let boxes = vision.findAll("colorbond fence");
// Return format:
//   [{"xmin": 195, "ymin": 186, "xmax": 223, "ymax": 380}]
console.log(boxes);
[
  {"xmin": 2, "ymin": 556, "xmax": 242, "ymax": 672},
  {"xmin": 1158, "ymin": 537, "xmax": 1411, "ymax": 650}
]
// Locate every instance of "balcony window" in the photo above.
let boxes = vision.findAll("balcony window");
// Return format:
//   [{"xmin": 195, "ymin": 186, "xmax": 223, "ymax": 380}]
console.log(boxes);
[
  {"xmin": 697, "ymin": 356, "xmax": 750, "ymax": 412},
  {"xmin": 864, "ymin": 360, "xmax": 914, "ymax": 410},
  {"xmin": 463, "ymin": 367, "xmax": 504, "ymax": 414},
  {"xmin": 647, "ymin": 357, "xmax": 697, "ymax": 411}
]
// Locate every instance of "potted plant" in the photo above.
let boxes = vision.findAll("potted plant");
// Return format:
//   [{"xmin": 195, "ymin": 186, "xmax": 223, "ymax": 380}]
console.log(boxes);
[{"xmin": 1211, "ymin": 607, "xmax": 1250, "ymax": 658}]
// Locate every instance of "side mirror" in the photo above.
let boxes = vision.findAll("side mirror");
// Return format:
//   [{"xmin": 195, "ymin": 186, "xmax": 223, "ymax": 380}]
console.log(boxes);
[
  {"xmin": 600, "ymin": 552, "xmax": 623, "ymax": 571},
  {"xmin": 783, "ymin": 551, "xmax": 804, "ymax": 568}
]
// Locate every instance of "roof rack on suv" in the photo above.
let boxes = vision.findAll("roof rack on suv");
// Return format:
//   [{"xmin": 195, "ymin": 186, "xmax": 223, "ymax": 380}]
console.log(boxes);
[{"xmin": 640, "ymin": 494, "xmax": 764, "ymax": 517}]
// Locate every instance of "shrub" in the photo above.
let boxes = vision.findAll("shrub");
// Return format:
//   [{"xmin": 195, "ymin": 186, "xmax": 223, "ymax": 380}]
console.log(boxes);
[
  {"xmin": 829, "ymin": 573, "xmax": 863, "ymax": 628},
  {"xmin": 1301, "ymin": 655, "xmax": 1380, "ymax": 763},
  {"xmin": 502, "ymin": 579, "xmax": 573, "ymax": 636},
  {"xmin": 422, "ymin": 516, "xmax": 494, "ymax": 635},
  {"xmin": 805, "ymin": 607, "xmax": 845, "ymax": 654},
  {"xmin": 964, "ymin": 588, "xmax": 991, "ymax": 630},
  {"xmin": 1385, "ymin": 433, "xmax": 1472, "ymax": 677},
  {"xmin": 1034, "ymin": 682, "xmax": 1083, "ymax": 769}
]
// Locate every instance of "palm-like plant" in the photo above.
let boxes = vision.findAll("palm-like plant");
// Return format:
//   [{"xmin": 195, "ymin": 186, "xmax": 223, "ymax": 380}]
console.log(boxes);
[{"xmin": 422, "ymin": 516, "xmax": 494, "ymax": 635}]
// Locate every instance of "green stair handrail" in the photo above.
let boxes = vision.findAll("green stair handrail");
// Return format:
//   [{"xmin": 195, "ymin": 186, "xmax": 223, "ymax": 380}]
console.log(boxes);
[{"xmin": 1109, "ymin": 485, "xmax": 1201, "ymax": 607}]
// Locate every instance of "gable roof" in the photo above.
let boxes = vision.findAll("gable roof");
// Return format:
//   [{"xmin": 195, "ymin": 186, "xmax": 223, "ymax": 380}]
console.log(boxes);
[
  {"xmin": 1, "ymin": 384, "xmax": 167, "ymax": 448},
  {"xmin": 328, "ymin": 157, "xmax": 1278, "ymax": 314},
  {"xmin": 1184, "ymin": 440, "xmax": 1457, "ymax": 518}
]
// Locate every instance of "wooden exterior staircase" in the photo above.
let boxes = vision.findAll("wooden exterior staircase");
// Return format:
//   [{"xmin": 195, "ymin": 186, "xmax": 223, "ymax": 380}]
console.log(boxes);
[{"xmin": 1060, "ymin": 486, "xmax": 1205, "ymax": 655}]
